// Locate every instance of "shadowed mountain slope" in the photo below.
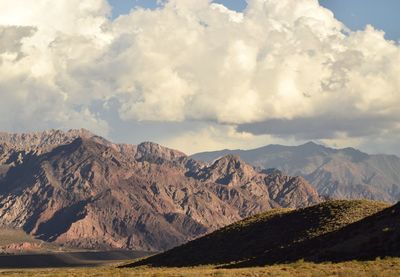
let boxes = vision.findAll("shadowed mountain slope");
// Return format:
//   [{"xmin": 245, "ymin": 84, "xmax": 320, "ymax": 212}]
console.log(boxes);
[
  {"xmin": 192, "ymin": 142, "xmax": 400, "ymax": 202},
  {"xmin": 126, "ymin": 200, "xmax": 390, "ymax": 267},
  {"xmin": 0, "ymin": 130, "xmax": 320, "ymax": 251},
  {"xmin": 298, "ymin": 201, "xmax": 400, "ymax": 262}
]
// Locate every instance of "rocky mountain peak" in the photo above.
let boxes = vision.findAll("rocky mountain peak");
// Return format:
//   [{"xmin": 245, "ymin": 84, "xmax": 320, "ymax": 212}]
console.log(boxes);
[
  {"xmin": 135, "ymin": 141, "xmax": 187, "ymax": 164},
  {"xmin": 194, "ymin": 155, "xmax": 257, "ymax": 186},
  {"xmin": 64, "ymin": 128, "xmax": 95, "ymax": 138},
  {"xmin": 302, "ymin": 141, "xmax": 319, "ymax": 147},
  {"xmin": 299, "ymin": 141, "xmax": 330, "ymax": 153},
  {"xmin": 210, "ymin": 154, "xmax": 251, "ymax": 172},
  {"xmin": 0, "ymin": 129, "xmax": 96, "ymax": 151}
]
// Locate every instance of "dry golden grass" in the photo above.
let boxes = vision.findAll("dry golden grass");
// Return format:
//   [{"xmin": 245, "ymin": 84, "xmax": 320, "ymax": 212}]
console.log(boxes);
[{"xmin": 0, "ymin": 258, "xmax": 399, "ymax": 277}]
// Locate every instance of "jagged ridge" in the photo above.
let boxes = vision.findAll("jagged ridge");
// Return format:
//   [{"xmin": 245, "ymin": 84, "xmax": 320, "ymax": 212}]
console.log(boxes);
[
  {"xmin": 0, "ymin": 130, "xmax": 321, "ymax": 251},
  {"xmin": 191, "ymin": 142, "xmax": 400, "ymax": 203}
]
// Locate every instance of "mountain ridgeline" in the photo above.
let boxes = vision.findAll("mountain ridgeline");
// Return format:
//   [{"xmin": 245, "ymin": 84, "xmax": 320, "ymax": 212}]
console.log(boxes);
[
  {"xmin": 0, "ymin": 129, "xmax": 320, "ymax": 251},
  {"xmin": 192, "ymin": 142, "xmax": 400, "ymax": 203},
  {"xmin": 128, "ymin": 200, "xmax": 399, "ymax": 268}
]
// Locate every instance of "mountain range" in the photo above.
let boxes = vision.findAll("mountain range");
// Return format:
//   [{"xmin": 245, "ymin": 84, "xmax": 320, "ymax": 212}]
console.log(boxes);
[
  {"xmin": 191, "ymin": 142, "xmax": 400, "ymax": 203},
  {"xmin": 0, "ymin": 129, "xmax": 319, "ymax": 251}
]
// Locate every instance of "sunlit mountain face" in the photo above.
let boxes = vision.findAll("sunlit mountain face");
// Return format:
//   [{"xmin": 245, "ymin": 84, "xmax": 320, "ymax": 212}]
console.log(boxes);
[{"xmin": 0, "ymin": 129, "xmax": 319, "ymax": 250}]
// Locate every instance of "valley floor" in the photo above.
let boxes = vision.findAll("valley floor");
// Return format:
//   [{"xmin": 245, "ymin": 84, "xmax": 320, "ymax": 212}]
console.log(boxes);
[{"xmin": 1, "ymin": 258, "xmax": 400, "ymax": 277}]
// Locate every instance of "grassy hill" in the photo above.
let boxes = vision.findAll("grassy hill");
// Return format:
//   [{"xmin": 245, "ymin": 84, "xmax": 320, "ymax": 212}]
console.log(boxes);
[
  {"xmin": 304, "ymin": 201, "xmax": 400, "ymax": 262},
  {"xmin": 127, "ymin": 200, "xmax": 390, "ymax": 267}
]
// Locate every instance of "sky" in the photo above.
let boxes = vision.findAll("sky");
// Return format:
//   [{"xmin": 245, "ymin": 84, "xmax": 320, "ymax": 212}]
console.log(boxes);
[
  {"xmin": 109, "ymin": 0, "xmax": 400, "ymax": 41},
  {"xmin": 0, "ymin": 0, "xmax": 399, "ymax": 155}
]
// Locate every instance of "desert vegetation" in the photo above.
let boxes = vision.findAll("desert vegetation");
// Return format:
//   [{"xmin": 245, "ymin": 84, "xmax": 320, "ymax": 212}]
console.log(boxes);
[{"xmin": 1, "ymin": 258, "xmax": 400, "ymax": 277}]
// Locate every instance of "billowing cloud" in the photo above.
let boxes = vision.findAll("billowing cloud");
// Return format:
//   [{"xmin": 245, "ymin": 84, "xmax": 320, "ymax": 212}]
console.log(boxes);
[
  {"xmin": 0, "ymin": 0, "xmax": 400, "ymax": 152},
  {"xmin": 103, "ymin": 0, "xmax": 400, "ymax": 128},
  {"xmin": 0, "ymin": 0, "xmax": 111, "ymax": 134}
]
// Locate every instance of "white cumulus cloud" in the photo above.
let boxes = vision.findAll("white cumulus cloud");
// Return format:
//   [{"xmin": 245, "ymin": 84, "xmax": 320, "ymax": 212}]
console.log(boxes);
[{"xmin": 0, "ymin": 0, "xmax": 399, "ymax": 152}]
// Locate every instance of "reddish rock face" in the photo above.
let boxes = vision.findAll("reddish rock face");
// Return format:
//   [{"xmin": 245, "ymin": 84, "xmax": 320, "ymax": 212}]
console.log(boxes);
[
  {"xmin": 0, "ymin": 130, "xmax": 320, "ymax": 251},
  {"xmin": 0, "ymin": 242, "xmax": 42, "ymax": 253}
]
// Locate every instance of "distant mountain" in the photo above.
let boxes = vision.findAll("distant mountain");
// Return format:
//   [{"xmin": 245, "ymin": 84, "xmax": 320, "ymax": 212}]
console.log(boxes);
[
  {"xmin": 191, "ymin": 142, "xmax": 400, "ymax": 203},
  {"xmin": 0, "ymin": 130, "xmax": 320, "ymax": 251},
  {"xmin": 127, "ymin": 200, "xmax": 392, "ymax": 267}
]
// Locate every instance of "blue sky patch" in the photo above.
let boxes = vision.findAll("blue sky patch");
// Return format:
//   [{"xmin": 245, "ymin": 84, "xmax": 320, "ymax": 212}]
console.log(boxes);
[{"xmin": 108, "ymin": 0, "xmax": 399, "ymax": 41}]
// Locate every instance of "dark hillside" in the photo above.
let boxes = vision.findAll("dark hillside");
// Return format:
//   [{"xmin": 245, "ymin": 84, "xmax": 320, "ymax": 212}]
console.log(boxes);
[{"xmin": 127, "ymin": 200, "xmax": 388, "ymax": 267}]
